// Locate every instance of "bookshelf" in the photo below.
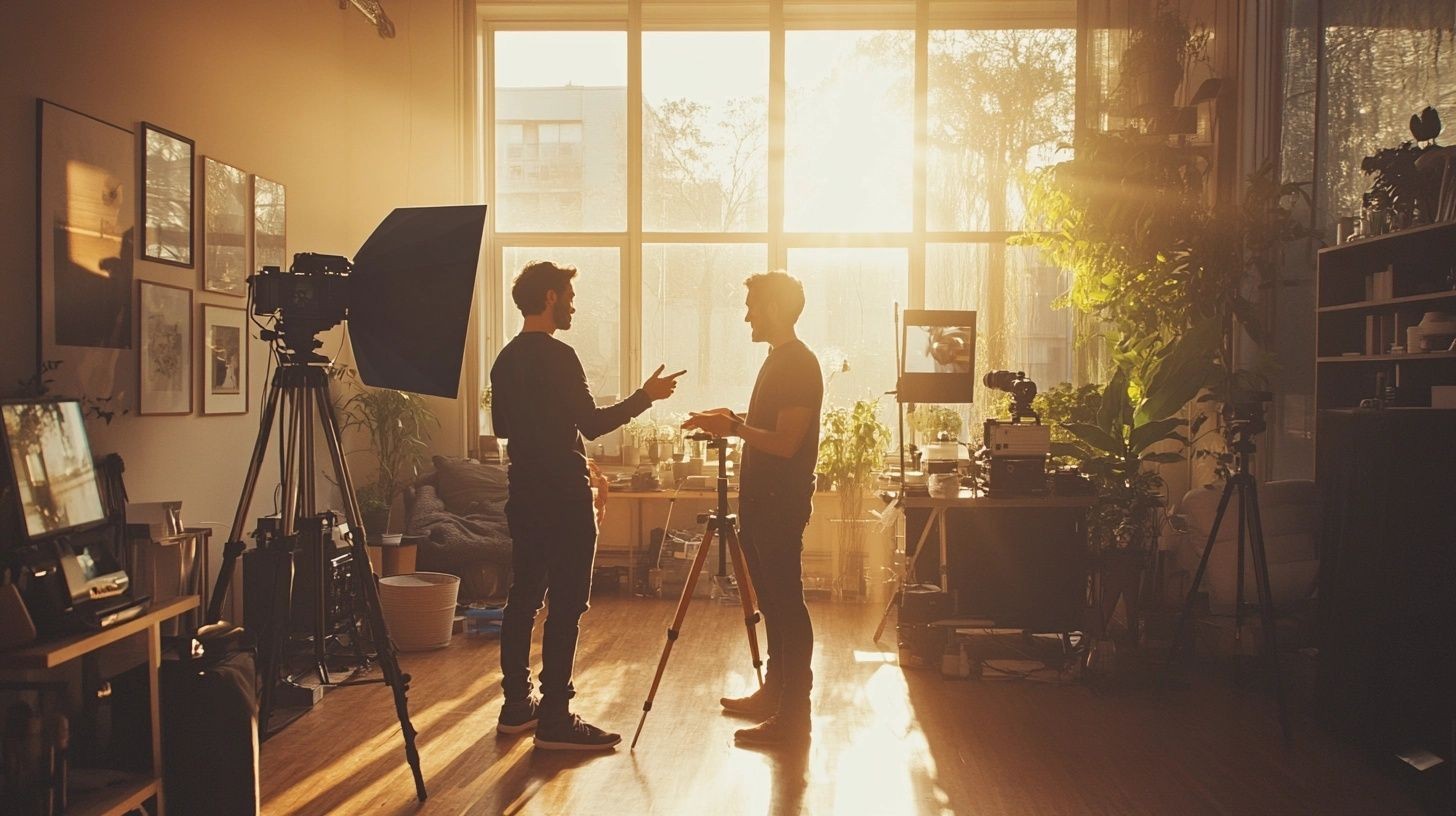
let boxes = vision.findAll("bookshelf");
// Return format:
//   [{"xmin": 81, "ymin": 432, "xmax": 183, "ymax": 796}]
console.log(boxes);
[{"xmin": 1315, "ymin": 220, "xmax": 1456, "ymax": 410}]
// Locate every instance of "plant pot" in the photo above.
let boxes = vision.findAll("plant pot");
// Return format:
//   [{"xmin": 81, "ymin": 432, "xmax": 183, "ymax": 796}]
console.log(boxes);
[
  {"xmin": 361, "ymin": 507, "xmax": 391, "ymax": 542},
  {"xmin": 815, "ymin": 473, "xmax": 832, "ymax": 493},
  {"xmin": 1129, "ymin": 62, "xmax": 1183, "ymax": 111}
]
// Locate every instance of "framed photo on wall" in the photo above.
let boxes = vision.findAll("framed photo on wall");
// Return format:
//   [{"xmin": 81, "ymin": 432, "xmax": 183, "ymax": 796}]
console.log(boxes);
[
  {"xmin": 36, "ymin": 99, "xmax": 136, "ymax": 411},
  {"xmin": 137, "ymin": 280, "xmax": 192, "ymax": 415},
  {"xmin": 201, "ymin": 304, "xmax": 248, "ymax": 415},
  {"xmin": 139, "ymin": 122, "xmax": 194, "ymax": 267},
  {"xmin": 253, "ymin": 175, "xmax": 286, "ymax": 272},
  {"xmin": 202, "ymin": 157, "xmax": 249, "ymax": 296}
]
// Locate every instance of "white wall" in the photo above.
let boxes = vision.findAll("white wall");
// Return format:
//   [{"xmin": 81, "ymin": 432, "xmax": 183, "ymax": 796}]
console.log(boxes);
[{"xmin": 0, "ymin": 0, "xmax": 475, "ymax": 617}]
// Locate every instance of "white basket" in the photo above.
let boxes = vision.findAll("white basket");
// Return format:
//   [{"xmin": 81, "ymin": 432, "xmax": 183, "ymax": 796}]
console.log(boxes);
[{"xmin": 378, "ymin": 572, "xmax": 460, "ymax": 651}]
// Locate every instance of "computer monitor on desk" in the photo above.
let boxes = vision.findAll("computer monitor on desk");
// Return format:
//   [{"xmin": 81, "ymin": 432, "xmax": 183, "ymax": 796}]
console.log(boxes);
[{"xmin": 0, "ymin": 399, "xmax": 143, "ymax": 631}]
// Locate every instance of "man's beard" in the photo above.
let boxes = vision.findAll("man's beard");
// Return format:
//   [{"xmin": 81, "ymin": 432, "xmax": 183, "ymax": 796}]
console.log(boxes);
[{"xmin": 553, "ymin": 300, "xmax": 573, "ymax": 330}]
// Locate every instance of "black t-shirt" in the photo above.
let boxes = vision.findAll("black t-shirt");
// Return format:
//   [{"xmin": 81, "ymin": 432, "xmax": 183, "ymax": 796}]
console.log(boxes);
[
  {"xmin": 739, "ymin": 339, "xmax": 823, "ymax": 506},
  {"xmin": 489, "ymin": 331, "xmax": 651, "ymax": 494}
]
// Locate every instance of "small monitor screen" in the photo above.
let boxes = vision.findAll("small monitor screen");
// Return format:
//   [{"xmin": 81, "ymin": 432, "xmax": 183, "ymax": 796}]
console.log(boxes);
[
  {"xmin": 1, "ymin": 400, "xmax": 106, "ymax": 540},
  {"xmin": 905, "ymin": 325, "xmax": 973, "ymax": 375}
]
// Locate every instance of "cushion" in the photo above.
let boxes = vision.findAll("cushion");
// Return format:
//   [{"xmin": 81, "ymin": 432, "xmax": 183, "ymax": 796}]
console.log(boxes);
[{"xmin": 431, "ymin": 455, "xmax": 507, "ymax": 515}]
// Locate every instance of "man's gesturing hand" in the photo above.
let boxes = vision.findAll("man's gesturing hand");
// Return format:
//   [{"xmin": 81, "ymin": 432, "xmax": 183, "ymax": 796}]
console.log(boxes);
[{"xmin": 643, "ymin": 364, "xmax": 686, "ymax": 401}]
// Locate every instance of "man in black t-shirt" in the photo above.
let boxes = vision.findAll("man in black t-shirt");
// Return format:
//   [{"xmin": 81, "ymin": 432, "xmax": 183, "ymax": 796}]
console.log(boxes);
[
  {"xmin": 683, "ymin": 270, "xmax": 823, "ymax": 746},
  {"xmin": 491, "ymin": 260, "xmax": 682, "ymax": 751}
]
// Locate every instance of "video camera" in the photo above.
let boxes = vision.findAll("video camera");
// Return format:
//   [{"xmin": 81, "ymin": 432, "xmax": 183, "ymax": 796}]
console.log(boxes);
[{"xmin": 980, "ymin": 371, "xmax": 1050, "ymax": 497}]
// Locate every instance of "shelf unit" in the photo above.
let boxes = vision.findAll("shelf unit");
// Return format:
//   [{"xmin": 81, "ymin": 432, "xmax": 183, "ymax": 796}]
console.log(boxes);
[
  {"xmin": 1316, "ymin": 221, "xmax": 1456, "ymax": 410},
  {"xmin": 0, "ymin": 596, "xmax": 198, "ymax": 816}
]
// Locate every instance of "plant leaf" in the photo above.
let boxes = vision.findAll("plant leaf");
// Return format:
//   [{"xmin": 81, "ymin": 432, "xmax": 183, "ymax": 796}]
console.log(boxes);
[
  {"xmin": 1064, "ymin": 422, "xmax": 1123, "ymax": 455},
  {"xmin": 1097, "ymin": 368, "xmax": 1129, "ymax": 436},
  {"xmin": 1129, "ymin": 416, "xmax": 1186, "ymax": 454}
]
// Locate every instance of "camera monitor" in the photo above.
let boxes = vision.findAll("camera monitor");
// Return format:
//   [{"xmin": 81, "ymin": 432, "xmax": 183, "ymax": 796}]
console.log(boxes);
[
  {"xmin": 0, "ymin": 399, "xmax": 107, "ymax": 541},
  {"xmin": 899, "ymin": 309, "xmax": 976, "ymax": 404}
]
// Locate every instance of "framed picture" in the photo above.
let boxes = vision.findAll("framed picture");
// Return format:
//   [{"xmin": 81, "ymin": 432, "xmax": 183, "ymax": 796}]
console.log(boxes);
[
  {"xmin": 253, "ymin": 175, "xmax": 286, "ymax": 272},
  {"xmin": 137, "ymin": 280, "xmax": 192, "ymax": 415},
  {"xmin": 139, "ymin": 122, "xmax": 194, "ymax": 267},
  {"xmin": 36, "ymin": 99, "xmax": 136, "ymax": 410},
  {"xmin": 202, "ymin": 157, "xmax": 249, "ymax": 296},
  {"xmin": 201, "ymin": 304, "xmax": 248, "ymax": 415}
]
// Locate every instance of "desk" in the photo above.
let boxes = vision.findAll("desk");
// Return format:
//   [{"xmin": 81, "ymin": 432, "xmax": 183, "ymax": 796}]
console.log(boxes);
[
  {"xmin": 888, "ymin": 492, "xmax": 1095, "ymax": 634},
  {"xmin": 603, "ymin": 489, "xmax": 734, "ymax": 584},
  {"xmin": 0, "ymin": 596, "xmax": 199, "ymax": 816}
]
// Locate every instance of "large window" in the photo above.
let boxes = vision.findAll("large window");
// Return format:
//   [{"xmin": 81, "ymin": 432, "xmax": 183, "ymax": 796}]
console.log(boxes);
[{"xmin": 482, "ymin": 7, "xmax": 1078, "ymax": 439}]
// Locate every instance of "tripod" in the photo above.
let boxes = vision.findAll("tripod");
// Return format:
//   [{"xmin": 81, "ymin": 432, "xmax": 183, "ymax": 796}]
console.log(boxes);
[
  {"xmin": 207, "ymin": 363, "xmax": 428, "ymax": 802},
  {"xmin": 1165, "ymin": 422, "xmax": 1291, "ymax": 742},
  {"xmin": 631, "ymin": 433, "xmax": 764, "ymax": 749}
]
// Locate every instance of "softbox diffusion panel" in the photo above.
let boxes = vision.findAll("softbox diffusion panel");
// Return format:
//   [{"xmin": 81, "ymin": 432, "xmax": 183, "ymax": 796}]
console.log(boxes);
[{"xmin": 349, "ymin": 205, "xmax": 487, "ymax": 397}]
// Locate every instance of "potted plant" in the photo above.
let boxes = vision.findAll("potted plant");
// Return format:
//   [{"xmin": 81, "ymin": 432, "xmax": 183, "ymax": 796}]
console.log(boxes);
[
  {"xmin": 1118, "ymin": 5, "xmax": 1208, "ymax": 112},
  {"xmin": 909, "ymin": 404, "xmax": 962, "ymax": 442},
  {"xmin": 623, "ymin": 416, "xmax": 653, "ymax": 465},
  {"xmin": 816, "ymin": 399, "xmax": 891, "ymax": 599},
  {"xmin": 331, "ymin": 366, "xmax": 438, "ymax": 538}
]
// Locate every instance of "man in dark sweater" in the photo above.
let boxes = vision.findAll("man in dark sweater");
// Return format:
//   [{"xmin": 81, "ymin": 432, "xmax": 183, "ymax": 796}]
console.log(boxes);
[
  {"xmin": 682, "ymin": 270, "xmax": 822, "ymax": 746},
  {"xmin": 491, "ymin": 260, "xmax": 682, "ymax": 751}
]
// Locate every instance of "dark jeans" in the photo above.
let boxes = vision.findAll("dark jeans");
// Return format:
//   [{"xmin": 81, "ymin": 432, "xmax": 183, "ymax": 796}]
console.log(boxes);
[
  {"xmin": 500, "ymin": 488, "xmax": 597, "ymax": 717},
  {"xmin": 737, "ymin": 497, "xmax": 814, "ymax": 712}
]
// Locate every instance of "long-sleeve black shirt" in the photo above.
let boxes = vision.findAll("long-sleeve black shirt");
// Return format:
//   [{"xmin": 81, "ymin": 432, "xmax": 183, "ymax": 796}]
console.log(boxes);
[{"xmin": 490, "ymin": 331, "xmax": 651, "ymax": 494}]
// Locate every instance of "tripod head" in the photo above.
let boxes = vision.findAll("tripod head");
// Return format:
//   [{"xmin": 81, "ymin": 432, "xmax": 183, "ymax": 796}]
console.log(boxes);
[{"xmin": 1223, "ymin": 390, "xmax": 1272, "ymax": 465}]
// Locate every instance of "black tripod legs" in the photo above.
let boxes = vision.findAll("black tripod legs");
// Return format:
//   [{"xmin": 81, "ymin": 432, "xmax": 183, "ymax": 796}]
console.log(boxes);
[
  {"xmin": 1165, "ymin": 475, "xmax": 1292, "ymax": 742},
  {"xmin": 1243, "ymin": 482, "xmax": 1291, "ymax": 741},
  {"xmin": 312, "ymin": 377, "xmax": 428, "ymax": 800}
]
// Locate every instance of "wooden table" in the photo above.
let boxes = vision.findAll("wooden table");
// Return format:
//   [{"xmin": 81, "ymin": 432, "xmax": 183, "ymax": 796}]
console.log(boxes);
[{"xmin": 0, "ymin": 595, "xmax": 199, "ymax": 816}]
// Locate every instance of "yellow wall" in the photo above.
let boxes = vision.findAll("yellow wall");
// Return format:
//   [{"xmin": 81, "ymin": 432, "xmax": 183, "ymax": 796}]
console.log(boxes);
[{"xmin": 0, "ymin": 1, "xmax": 474, "ymax": 614}]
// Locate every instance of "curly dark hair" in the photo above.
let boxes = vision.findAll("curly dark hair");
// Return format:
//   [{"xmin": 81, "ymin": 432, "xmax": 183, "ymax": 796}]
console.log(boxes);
[{"xmin": 511, "ymin": 260, "xmax": 577, "ymax": 316}]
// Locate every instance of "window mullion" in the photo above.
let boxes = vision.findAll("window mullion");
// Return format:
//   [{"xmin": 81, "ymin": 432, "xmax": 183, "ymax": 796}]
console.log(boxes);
[
  {"xmin": 626, "ymin": 2, "xmax": 643, "ymax": 399},
  {"xmin": 911, "ymin": 0, "xmax": 928, "ymax": 309},
  {"xmin": 769, "ymin": 0, "xmax": 786, "ymax": 270}
]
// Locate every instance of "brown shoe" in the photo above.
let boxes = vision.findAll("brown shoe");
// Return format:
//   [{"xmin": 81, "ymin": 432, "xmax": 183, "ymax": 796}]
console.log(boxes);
[
  {"xmin": 720, "ymin": 686, "xmax": 779, "ymax": 719},
  {"xmin": 734, "ymin": 712, "xmax": 811, "ymax": 746}
]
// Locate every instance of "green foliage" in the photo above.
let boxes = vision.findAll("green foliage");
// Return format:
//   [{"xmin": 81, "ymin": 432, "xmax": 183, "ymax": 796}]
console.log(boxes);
[
  {"xmin": 1044, "ymin": 370, "xmax": 1188, "ymax": 550},
  {"xmin": 816, "ymin": 399, "xmax": 891, "ymax": 492},
  {"xmin": 909, "ymin": 405, "xmax": 963, "ymax": 441},
  {"xmin": 331, "ymin": 366, "xmax": 438, "ymax": 510}
]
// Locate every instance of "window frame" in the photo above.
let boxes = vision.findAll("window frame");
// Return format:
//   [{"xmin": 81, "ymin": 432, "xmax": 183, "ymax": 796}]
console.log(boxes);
[{"xmin": 476, "ymin": 1, "xmax": 1077, "ymax": 434}]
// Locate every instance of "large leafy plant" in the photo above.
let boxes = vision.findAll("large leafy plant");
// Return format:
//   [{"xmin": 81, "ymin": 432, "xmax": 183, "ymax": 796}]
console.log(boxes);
[{"xmin": 330, "ymin": 366, "xmax": 438, "ymax": 517}]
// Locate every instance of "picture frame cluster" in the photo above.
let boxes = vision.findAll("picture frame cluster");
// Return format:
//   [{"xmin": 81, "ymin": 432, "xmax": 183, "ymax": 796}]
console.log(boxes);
[{"xmin": 37, "ymin": 99, "xmax": 284, "ymax": 417}]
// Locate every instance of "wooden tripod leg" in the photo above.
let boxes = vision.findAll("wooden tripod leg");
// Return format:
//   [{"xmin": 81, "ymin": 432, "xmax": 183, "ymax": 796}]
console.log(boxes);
[
  {"xmin": 724, "ymin": 525, "xmax": 765, "ymax": 687},
  {"xmin": 631, "ymin": 525, "xmax": 718, "ymax": 750},
  {"xmin": 873, "ymin": 507, "xmax": 938, "ymax": 643}
]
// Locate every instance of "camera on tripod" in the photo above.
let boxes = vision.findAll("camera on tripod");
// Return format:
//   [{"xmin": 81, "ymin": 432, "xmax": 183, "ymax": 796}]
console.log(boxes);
[{"xmin": 1224, "ymin": 389, "xmax": 1272, "ymax": 438}]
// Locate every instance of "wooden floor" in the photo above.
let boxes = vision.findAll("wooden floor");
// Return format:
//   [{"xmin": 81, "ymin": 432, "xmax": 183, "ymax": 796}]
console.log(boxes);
[{"xmin": 260, "ymin": 597, "xmax": 1422, "ymax": 815}]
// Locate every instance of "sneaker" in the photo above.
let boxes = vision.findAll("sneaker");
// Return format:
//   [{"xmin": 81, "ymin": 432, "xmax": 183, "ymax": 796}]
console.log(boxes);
[
  {"xmin": 720, "ymin": 686, "xmax": 779, "ymax": 719},
  {"xmin": 533, "ymin": 714, "xmax": 621, "ymax": 751},
  {"xmin": 497, "ymin": 697, "xmax": 540, "ymax": 735},
  {"xmin": 734, "ymin": 712, "xmax": 811, "ymax": 747}
]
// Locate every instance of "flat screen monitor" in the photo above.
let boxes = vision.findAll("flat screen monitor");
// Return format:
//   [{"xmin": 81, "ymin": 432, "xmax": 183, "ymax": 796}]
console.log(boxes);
[
  {"xmin": 0, "ymin": 399, "xmax": 107, "ymax": 541},
  {"xmin": 899, "ymin": 309, "xmax": 976, "ymax": 404}
]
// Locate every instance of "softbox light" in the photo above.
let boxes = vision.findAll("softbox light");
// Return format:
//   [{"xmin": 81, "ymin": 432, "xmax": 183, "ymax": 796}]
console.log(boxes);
[{"xmin": 349, "ymin": 205, "xmax": 487, "ymax": 397}]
